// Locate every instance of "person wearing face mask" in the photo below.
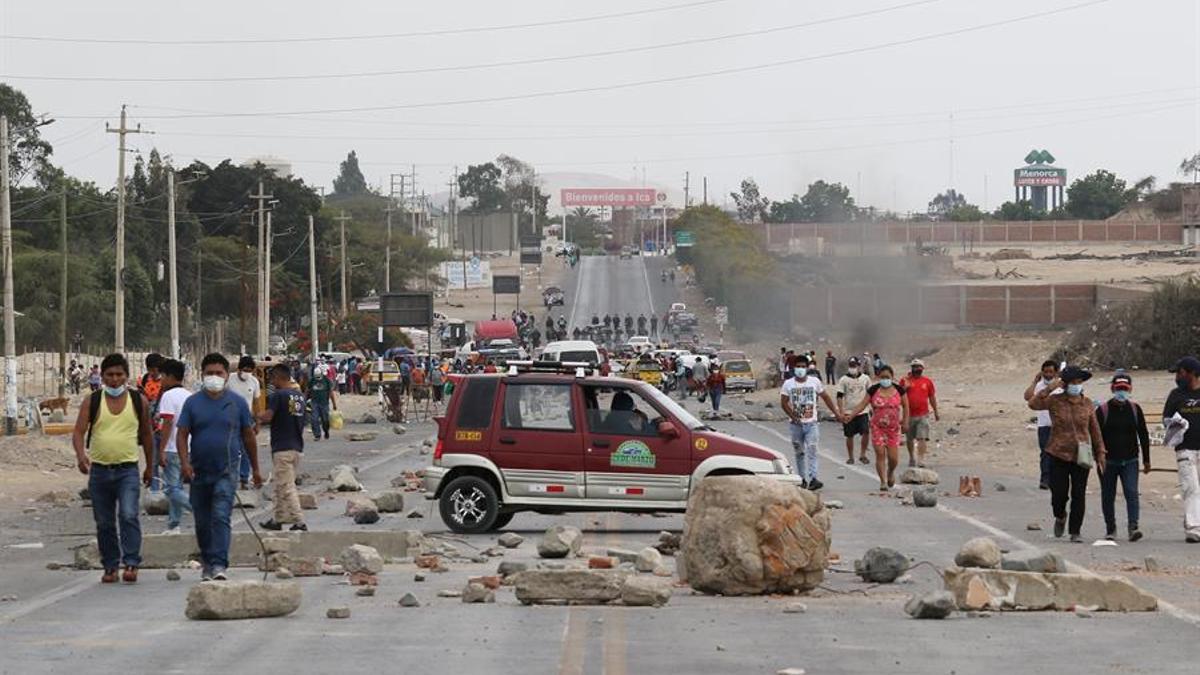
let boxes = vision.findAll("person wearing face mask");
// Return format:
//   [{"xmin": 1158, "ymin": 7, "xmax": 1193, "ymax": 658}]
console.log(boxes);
[
  {"xmin": 837, "ymin": 356, "xmax": 872, "ymax": 465},
  {"xmin": 846, "ymin": 364, "xmax": 909, "ymax": 491},
  {"xmin": 175, "ymin": 353, "xmax": 262, "ymax": 581},
  {"xmin": 1024, "ymin": 360, "xmax": 1061, "ymax": 490},
  {"xmin": 1095, "ymin": 372, "xmax": 1150, "ymax": 542},
  {"xmin": 781, "ymin": 355, "xmax": 845, "ymax": 491},
  {"xmin": 1028, "ymin": 365, "xmax": 1106, "ymax": 542},
  {"xmin": 226, "ymin": 355, "xmax": 261, "ymax": 490},
  {"xmin": 1163, "ymin": 355, "xmax": 1200, "ymax": 543},
  {"xmin": 71, "ymin": 353, "xmax": 155, "ymax": 584}
]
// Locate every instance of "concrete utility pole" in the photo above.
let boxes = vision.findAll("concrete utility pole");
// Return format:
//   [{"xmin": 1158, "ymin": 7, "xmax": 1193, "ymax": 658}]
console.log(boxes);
[
  {"xmin": 0, "ymin": 116, "xmax": 15, "ymax": 433},
  {"xmin": 59, "ymin": 190, "xmax": 68, "ymax": 396},
  {"xmin": 307, "ymin": 215, "xmax": 319, "ymax": 362},
  {"xmin": 265, "ymin": 210, "xmax": 272, "ymax": 353},
  {"xmin": 249, "ymin": 181, "xmax": 273, "ymax": 356},
  {"xmin": 384, "ymin": 201, "xmax": 394, "ymax": 293},
  {"xmin": 683, "ymin": 171, "xmax": 690, "ymax": 208},
  {"xmin": 167, "ymin": 172, "xmax": 180, "ymax": 359},
  {"xmin": 106, "ymin": 105, "xmax": 142, "ymax": 354},
  {"xmin": 334, "ymin": 210, "xmax": 351, "ymax": 315}
]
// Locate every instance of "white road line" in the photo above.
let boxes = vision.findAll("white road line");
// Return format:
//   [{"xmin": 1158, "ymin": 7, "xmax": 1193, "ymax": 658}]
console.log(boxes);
[
  {"xmin": 747, "ymin": 420, "xmax": 1200, "ymax": 627},
  {"xmin": 567, "ymin": 256, "xmax": 588, "ymax": 330},
  {"xmin": 0, "ymin": 574, "xmax": 94, "ymax": 623},
  {"xmin": 638, "ymin": 256, "xmax": 656, "ymax": 318}
]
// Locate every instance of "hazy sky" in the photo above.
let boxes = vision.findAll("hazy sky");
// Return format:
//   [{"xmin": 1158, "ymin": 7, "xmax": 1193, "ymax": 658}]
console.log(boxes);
[{"xmin": 2, "ymin": 0, "xmax": 1197, "ymax": 214}]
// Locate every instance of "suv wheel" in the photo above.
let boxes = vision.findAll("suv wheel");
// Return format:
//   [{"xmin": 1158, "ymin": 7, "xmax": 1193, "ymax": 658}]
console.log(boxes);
[
  {"xmin": 439, "ymin": 476, "xmax": 500, "ymax": 534},
  {"xmin": 490, "ymin": 512, "xmax": 515, "ymax": 531}
]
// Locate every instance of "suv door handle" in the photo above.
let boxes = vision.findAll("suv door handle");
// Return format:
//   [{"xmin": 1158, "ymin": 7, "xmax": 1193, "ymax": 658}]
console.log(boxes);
[
  {"xmin": 593, "ymin": 439, "xmax": 611, "ymax": 448},
  {"xmin": 498, "ymin": 436, "xmax": 517, "ymax": 444}
]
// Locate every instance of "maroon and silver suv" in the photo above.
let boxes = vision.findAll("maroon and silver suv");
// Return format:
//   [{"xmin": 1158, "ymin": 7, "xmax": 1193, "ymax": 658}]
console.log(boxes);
[{"xmin": 424, "ymin": 363, "xmax": 800, "ymax": 533}]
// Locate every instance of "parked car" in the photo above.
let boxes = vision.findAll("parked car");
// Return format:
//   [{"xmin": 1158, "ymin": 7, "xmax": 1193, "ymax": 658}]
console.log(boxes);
[
  {"xmin": 361, "ymin": 359, "xmax": 402, "ymax": 392},
  {"xmin": 625, "ymin": 335, "xmax": 652, "ymax": 354},
  {"xmin": 538, "ymin": 340, "xmax": 602, "ymax": 365},
  {"xmin": 423, "ymin": 363, "xmax": 800, "ymax": 533},
  {"xmin": 721, "ymin": 359, "xmax": 757, "ymax": 392},
  {"xmin": 619, "ymin": 246, "xmax": 633, "ymax": 259}
]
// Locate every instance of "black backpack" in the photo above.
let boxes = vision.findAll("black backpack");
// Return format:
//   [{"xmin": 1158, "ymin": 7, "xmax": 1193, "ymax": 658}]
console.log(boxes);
[{"xmin": 85, "ymin": 389, "xmax": 147, "ymax": 448}]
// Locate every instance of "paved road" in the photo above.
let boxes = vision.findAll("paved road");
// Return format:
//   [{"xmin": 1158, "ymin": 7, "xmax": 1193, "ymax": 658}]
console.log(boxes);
[{"xmin": 2, "ymin": 255, "xmax": 1199, "ymax": 674}]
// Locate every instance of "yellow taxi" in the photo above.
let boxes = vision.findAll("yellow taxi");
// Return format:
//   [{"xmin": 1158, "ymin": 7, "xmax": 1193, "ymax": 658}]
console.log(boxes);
[{"xmin": 722, "ymin": 358, "xmax": 757, "ymax": 392}]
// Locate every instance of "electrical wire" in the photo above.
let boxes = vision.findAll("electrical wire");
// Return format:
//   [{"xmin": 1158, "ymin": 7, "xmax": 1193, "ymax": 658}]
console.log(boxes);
[
  {"xmin": 2, "ymin": 0, "xmax": 942, "ymax": 83},
  {"xmin": 0, "ymin": 0, "xmax": 733, "ymax": 45},
  {"xmin": 50, "ymin": 0, "xmax": 1113, "ymax": 120}
]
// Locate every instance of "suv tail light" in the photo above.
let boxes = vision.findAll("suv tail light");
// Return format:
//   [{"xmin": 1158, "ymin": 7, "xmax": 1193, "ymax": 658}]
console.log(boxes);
[{"xmin": 433, "ymin": 438, "xmax": 445, "ymax": 461}]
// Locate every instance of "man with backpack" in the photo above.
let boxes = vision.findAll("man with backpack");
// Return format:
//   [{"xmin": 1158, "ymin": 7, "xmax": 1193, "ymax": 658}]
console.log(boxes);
[
  {"xmin": 1095, "ymin": 372, "xmax": 1151, "ymax": 542},
  {"xmin": 257, "ymin": 364, "xmax": 308, "ymax": 532},
  {"xmin": 71, "ymin": 353, "xmax": 154, "ymax": 583}
]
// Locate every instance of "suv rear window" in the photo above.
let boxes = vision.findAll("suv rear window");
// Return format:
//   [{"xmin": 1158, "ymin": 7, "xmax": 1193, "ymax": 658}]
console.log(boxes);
[
  {"xmin": 455, "ymin": 378, "xmax": 498, "ymax": 429},
  {"xmin": 559, "ymin": 350, "xmax": 598, "ymax": 363}
]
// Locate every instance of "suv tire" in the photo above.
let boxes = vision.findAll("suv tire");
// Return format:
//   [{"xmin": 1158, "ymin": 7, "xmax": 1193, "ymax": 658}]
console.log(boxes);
[
  {"xmin": 439, "ymin": 475, "xmax": 500, "ymax": 534},
  {"xmin": 490, "ymin": 512, "xmax": 515, "ymax": 531}
]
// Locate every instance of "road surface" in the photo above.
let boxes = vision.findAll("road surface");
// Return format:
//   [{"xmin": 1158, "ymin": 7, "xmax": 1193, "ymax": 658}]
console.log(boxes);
[{"xmin": 2, "ymin": 254, "xmax": 1198, "ymax": 674}]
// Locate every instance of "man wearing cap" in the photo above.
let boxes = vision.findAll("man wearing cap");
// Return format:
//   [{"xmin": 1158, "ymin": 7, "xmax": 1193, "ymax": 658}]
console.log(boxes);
[
  {"xmin": 1095, "ymin": 372, "xmax": 1150, "ymax": 542},
  {"xmin": 901, "ymin": 359, "xmax": 939, "ymax": 468},
  {"xmin": 1029, "ymin": 365, "xmax": 1107, "ymax": 542},
  {"xmin": 1164, "ymin": 355, "xmax": 1200, "ymax": 543}
]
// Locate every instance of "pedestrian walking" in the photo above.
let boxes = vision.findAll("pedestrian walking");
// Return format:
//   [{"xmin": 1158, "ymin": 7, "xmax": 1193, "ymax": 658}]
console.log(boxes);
[
  {"xmin": 87, "ymin": 364, "xmax": 101, "ymax": 392},
  {"xmin": 307, "ymin": 363, "xmax": 336, "ymax": 440},
  {"xmin": 691, "ymin": 357, "xmax": 709, "ymax": 403},
  {"xmin": 175, "ymin": 353, "xmax": 262, "ymax": 581},
  {"xmin": 846, "ymin": 364, "xmax": 908, "ymax": 491},
  {"xmin": 872, "ymin": 353, "xmax": 883, "ymax": 378},
  {"xmin": 154, "ymin": 358, "xmax": 193, "ymax": 535},
  {"xmin": 139, "ymin": 353, "xmax": 165, "ymax": 491},
  {"xmin": 901, "ymin": 359, "xmax": 939, "ymax": 468},
  {"xmin": 707, "ymin": 363, "xmax": 726, "ymax": 412},
  {"xmin": 780, "ymin": 356, "xmax": 842, "ymax": 491},
  {"xmin": 836, "ymin": 356, "xmax": 872, "ymax": 465},
  {"xmin": 1024, "ymin": 360, "xmax": 1061, "ymax": 490},
  {"xmin": 1028, "ymin": 365, "xmax": 1107, "ymax": 542},
  {"xmin": 71, "ymin": 353, "xmax": 154, "ymax": 583},
  {"xmin": 824, "ymin": 351, "xmax": 836, "ymax": 385},
  {"xmin": 1164, "ymin": 355, "xmax": 1200, "ymax": 543},
  {"xmin": 226, "ymin": 355, "xmax": 261, "ymax": 490},
  {"xmin": 675, "ymin": 357, "xmax": 690, "ymax": 400},
  {"xmin": 1096, "ymin": 372, "xmax": 1150, "ymax": 542},
  {"xmin": 257, "ymin": 364, "xmax": 308, "ymax": 532}
]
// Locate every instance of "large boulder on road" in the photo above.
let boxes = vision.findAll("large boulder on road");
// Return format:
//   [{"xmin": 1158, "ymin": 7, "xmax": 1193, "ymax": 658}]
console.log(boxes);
[
  {"xmin": 330, "ymin": 465, "xmax": 363, "ymax": 492},
  {"xmin": 679, "ymin": 475, "xmax": 831, "ymax": 595},
  {"xmin": 900, "ymin": 468, "xmax": 939, "ymax": 485},
  {"xmin": 955, "ymin": 537, "xmax": 1002, "ymax": 569},
  {"xmin": 537, "ymin": 525, "xmax": 583, "ymax": 559}
]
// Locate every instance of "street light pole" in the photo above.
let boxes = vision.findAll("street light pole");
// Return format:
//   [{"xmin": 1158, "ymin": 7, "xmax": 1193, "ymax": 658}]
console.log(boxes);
[
  {"xmin": 307, "ymin": 215, "xmax": 319, "ymax": 362},
  {"xmin": 167, "ymin": 171, "xmax": 180, "ymax": 359}
]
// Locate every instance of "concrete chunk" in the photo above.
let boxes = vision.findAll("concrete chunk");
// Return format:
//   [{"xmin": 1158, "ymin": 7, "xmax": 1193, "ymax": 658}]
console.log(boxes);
[
  {"xmin": 330, "ymin": 465, "xmax": 362, "ymax": 492},
  {"xmin": 537, "ymin": 525, "xmax": 583, "ymax": 559},
  {"xmin": 513, "ymin": 570, "xmax": 632, "ymax": 605},
  {"xmin": 943, "ymin": 566, "xmax": 1157, "ymax": 612},
  {"xmin": 1001, "ymin": 549, "xmax": 1067, "ymax": 574},
  {"xmin": 905, "ymin": 590, "xmax": 955, "ymax": 619},
  {"xmin": 340, "ymin": 544, "xmax": 384, "ymax": 575},
  {"xmin": 899, "ymin": 467, "xmax": 939, "ymax": 485},
  {"xmin": 621, "ymin": 576, "xmax": 672, "ymax": 607},
  {"xmin": 185, "ymin": 581, "xmax": 301, "ymax": 620}
]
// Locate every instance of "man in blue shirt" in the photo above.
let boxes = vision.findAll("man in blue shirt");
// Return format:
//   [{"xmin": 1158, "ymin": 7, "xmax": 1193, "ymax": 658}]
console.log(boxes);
[
  {"xmin": 176, "ymin": 353, "xmax": 261, "ymax": 581},
  {"xmin": 257, "ymin": 364, "xmax": 307, "ymax": 532}
]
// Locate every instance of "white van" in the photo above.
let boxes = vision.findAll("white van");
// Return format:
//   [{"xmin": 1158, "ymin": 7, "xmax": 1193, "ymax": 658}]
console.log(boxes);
[{"xmin": 539, "ymin": 340, "xmax": 602, "ymax": 365}]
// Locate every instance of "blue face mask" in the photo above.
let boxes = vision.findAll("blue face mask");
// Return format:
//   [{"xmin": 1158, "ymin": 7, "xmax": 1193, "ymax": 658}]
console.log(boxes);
[
  {"xmin": 794, "ymin": 368, "xmax": 806, "ymax": 379},
  {"xmin": 1066, "ymin": 383, "xmax": 1084, "ymax": 396},
  {"xmin": 1113, "ymin": 390, "xmax": 1129, "ymax": 402},
  {"xmin": 103, "ymin": 384, "xmax": 125, "ymax": 397},
  {"xmin": 879, "ymin": 378, "xmax": 893, "ymax": 388}
]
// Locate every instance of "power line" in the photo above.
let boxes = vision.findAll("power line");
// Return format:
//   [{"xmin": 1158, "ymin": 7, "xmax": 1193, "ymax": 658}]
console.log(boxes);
[
  {"xmin": 49, "ymin": 0, "xmax": 1114, "ymax": 120},
  {"xmin": 3, "ymin": 0, "xmax": 941, "ymax": 83},
  {"xmin": 0, "ymin": 0, "xmax": 733, "ymax": 45}
]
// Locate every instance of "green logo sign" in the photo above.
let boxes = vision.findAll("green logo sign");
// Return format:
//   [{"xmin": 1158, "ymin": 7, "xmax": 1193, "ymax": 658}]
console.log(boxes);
[
  {"xmin": 611, "ymin": 440, "xmax": 656, "ymax": 469},
  {"xmin": 1023, "ymin": 149, "xmax": 1056, "ymax": 165},
  {"xmin": 674, "ymin": 230, "xmax": 696, "ymax": 248}
]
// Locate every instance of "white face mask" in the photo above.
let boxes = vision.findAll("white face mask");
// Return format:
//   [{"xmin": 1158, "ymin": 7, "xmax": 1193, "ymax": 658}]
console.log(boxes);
[
  {"xmin": 203, "ymin": 375, "xmax": 227, "ymax": 393},
  {"xmin": 848, "ymin": 367, "xmax": 860, "ymax": 376}
]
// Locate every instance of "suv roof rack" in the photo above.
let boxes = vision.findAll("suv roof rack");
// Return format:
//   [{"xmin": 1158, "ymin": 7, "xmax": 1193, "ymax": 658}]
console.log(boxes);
[{"xmin": 505, "ymin": 360, "xmax": 598, "ymax": 378}]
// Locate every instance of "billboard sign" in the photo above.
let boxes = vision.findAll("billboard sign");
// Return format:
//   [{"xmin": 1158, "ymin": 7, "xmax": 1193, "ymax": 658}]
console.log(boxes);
[
  {"xmin": 492, "ymin": 275, "xmax": 521, "ymax": 295},
  {"xmin": 440, "ymin": 258, "xmax": 491, "ymax": 289},
  {"xmin": 1014, "ymin": 167, "xmax": 1067, "ymax": 187},
  {"xmin": 381, "ymin": 292, "xmax": 434, "ymax": 327},
  {"xmin": 674, "ymin": 230, "xmax": 696, "ymax": 247},
  {"xmin": 519, "ymin": 235, "xmax": 542, "ymax": 265},
  {"xmin": 561, "ymin": 187, "xmax": 657, "ymax": 208}
]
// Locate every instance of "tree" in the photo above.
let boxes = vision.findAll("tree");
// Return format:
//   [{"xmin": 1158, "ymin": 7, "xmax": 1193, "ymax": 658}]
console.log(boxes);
[
  {"xmin": 332, "ymin": 150, "xmax": 368, "ymax": 196},
  {"xmin": 457, "ymin": 162, "xmax": 505, "ymax": 213},
  {"xmin": 927, "ymin": 189, "xmax": 984, "ymax": 221},
  {"xmin": 798, "ymin": 180, "xmax": 858, "ymax": 222},
  {"xmin": 766, "ymin": 195, "xmax": 803, "ymax": 223},
  {"xmin": 730, "ymin": 178, "xmax": 770, "ymax": 223},
  {"xmin": 1066, "ymin": 169, "xmax": 1129, "ymax": 220},
  {"xmin": 0, "ymin": 83, "xmax": 53, "ymax": 185},
  {"xmin": 1179, "ymin": 153, "xmax": 1200, "ymax": 182},
  {"xmin": 993, "ymin": 200, "xmax": 1048, "ymax": 221},
  {"xmin": 565, "ymin": 207, "xmax": 602, "ymax": 248}
]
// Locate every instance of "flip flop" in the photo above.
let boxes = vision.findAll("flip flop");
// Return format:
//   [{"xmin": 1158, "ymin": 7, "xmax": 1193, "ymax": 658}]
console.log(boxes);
[{"xmin": 859, "ymin": 456, "xmax": 870, "ymax": 465}]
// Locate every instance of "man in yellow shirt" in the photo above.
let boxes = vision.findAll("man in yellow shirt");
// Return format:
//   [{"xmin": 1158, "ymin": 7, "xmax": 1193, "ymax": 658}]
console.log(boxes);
[{"xmin": 71, "ymin": 353, "xmax": 154, "ymax": 584}]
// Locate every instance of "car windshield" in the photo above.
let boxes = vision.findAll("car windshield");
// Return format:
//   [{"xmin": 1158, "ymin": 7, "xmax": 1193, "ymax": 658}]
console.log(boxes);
[
  {"xmin": 560, "ymin": 350, "xmax": 598, "ymax": 363},
  {"xmin": 640, "ymin": 382, "xmax": 705, "ymax": 430},
  {"xmin": 724, "ymin": 360, "xmax": 751, "ymax": 373}
]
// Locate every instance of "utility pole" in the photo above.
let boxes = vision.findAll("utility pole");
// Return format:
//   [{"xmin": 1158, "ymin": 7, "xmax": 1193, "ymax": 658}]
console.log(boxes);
[
  {"xmin": 59, "ymin": 190, "xmax": 68, "ymax": 397},
  {"xmin": 683, "ymin": 171, "xmax": 690, "ymax": 208},
  {"xmin": 106, "ymin": 105, "xmax": 142, "ymax": 354},
  {"xmin": 0, "ymin": 116, "xmax": 13, "ymax": 433},
  {"xmin": 410, "ymin": 164, "xmax": 418, "ymax": 236},
  {"xmin": 167, "ymin": 172, "xmax": 180, "ymax": 359},
  {"xmin": 702, "ymin": 177, "xmax": 708, "ymax": 205},
  {"xmin": 384, "ymin": 201, "xmax": 394, "ymax": 293},
  {"xmin": 448, "ymin": 168, "xmax": 466, "ymax": 291},
  {"xmin": 248, "ymin": 181, "xmax": 273, "ymax": 356},
  {"xmin": 265, "ymin": 210, "xmax": 272, "ymax": 352},
  {"xmin": 334, "ymin": 210, "xmax": 351, "ymax": 315},
  {"xmin": 307, "ymin": 215, "xmax": 319, "ymax": 362}
]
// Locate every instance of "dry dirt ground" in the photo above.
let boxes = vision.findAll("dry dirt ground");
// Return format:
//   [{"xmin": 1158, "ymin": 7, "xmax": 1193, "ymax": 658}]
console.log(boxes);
[{"xmin": 953, "ymin": 243, "xmax": 1196, "ymax": 288}]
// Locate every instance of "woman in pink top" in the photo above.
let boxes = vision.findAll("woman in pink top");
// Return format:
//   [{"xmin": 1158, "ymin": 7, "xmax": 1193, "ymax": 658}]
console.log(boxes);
[{"xmin": 847, "ymin": 364, "xmax": 909, "ymax": 491}]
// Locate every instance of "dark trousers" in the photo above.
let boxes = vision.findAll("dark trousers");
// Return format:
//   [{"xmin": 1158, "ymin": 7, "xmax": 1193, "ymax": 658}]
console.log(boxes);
[
  {"xmin": 825, "ymin": 368, "xmax": 835, "ymax": 385},
  {"xmin": 190, "ymin": 473, "xmax": 235, "ymax": 571},
  {"xmin": 88, "ymin": 463, "xmax": 143, "ymax": 570},
  {"xmin": 1100, "ymin": 458, "xmax": 1140, "ymax": 532},
  {"xmin": 1037, "ymin": 426, "xmax": 1052, "ymax": 486},
  {"xmin": 1049, "ymin": 456, "xmax": 1089, "ymax": 535}
]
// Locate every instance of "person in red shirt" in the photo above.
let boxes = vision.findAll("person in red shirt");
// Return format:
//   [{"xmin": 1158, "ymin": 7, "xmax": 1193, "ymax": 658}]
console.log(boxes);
[{"xmin": 901, "ymin": 358, "xmax": 939, "ymax": 467}]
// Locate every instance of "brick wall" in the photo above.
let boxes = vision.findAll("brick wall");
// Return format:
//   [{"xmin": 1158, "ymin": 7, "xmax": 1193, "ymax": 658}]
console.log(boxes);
[{"xmin": 752, "ymin": 220, "xmax": 1184, "ymax": 250}]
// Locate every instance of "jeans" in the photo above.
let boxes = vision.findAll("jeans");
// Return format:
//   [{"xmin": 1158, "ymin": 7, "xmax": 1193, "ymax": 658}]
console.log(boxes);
[
  {"xmin": 1100, "ymin": 458, "xmax": 1139, "ymax": 532},
  {"xmin": 190, "ymin": 473, "xmax": 235, "ymax": 571},
  {"xmin": 162, "ymin": 452, "xmax": 192, "ymax": 529},
  {"xmin": 1037, "ymin": 426, "xmax": 1052, "ymax": 486},
  {"xmin": 825, "ymin": 368, "xmax": 835, "ymax": 385},
  {"xmin": 88, "ymin": 464, "xmax": 142, "ymax": 570},
  {"xmin": 709, "ymin": 388, "xmax": 722, "ymax": 411},
  {"xmin": 149, "ymin": 434, "xmax": 162, "ymax": 491},
  {"xmin": 1048, "ymin": 456, "xmax": 1089, "ymax": 535},
  {"xmin": 238, "ymin": 448, "xmax": 251, "ymax": 483},
  {"xmin": 311, "ymin": 401, "xmax": 331, "ymax": 438},
  {"xmin": 790, "ymin": 421, "xmax": 820, "ymax": 482}
]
